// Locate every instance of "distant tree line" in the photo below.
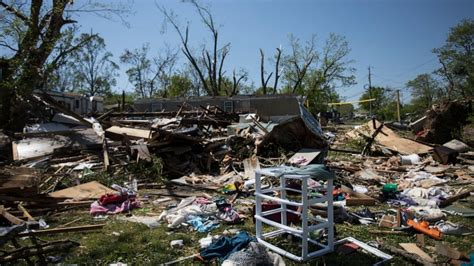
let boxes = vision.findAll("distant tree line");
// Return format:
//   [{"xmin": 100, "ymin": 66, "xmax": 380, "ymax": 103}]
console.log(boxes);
[{"xmin": 1, "ymin": 0, "xmax": 471, "ymax": 129}]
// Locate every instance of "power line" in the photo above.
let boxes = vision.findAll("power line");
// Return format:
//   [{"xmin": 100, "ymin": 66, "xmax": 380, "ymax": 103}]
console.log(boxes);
[{"xmin": 392, "ymin": 57, "xmax": 438, "ymax": 78}]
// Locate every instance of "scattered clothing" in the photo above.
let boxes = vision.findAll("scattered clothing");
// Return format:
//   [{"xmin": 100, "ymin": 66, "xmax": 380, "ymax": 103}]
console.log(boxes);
[
  {"xmin": 90, "ymin": 198, "xmax": 139, "ymax": 215},
  {"xmin": 159, "ymin": 197, "xmax": 241, "ymax": 229},
  {"xmin": 222, "ymin": 242, "xmax": 285, "ymax": 266},
  {"xmin": 90, "ymin": 184, "xmax": 140, "ymax": 216},
  {"xmin": 187, "ymin": 216, "xmax": 220, "ymax": 233},
  {"xmin": 200, "ymin": 231, "xmax": 255, "ymax": 262}
]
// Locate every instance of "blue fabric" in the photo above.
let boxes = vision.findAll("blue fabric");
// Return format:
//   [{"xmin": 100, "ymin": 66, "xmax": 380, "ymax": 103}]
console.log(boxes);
[
  {"xmin": 200, "ymin": 231, "xmax": 255, "ymax": 261},
  {"xmin": 187, "ymin": 216, "xmax": 220, "ymax": 233}
]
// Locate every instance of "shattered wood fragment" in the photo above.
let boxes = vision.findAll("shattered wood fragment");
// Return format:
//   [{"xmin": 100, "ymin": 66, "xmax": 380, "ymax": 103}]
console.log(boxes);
[
  {"xmin": 17, "ymin": 224, "xmax": 105, "ymax": 237},
  {"xmin": 350, "ymin": 120, "xmax": 432, "ymax": 155},
  {"xmin": 379, "ymin": 243, "xmax": 433, "ymax": 266},
  {"xmin": 106, "ymin": 126, "xmax": 152, "ymax": 140},
  {"xmin": 438, "ymin": 187, "xmax": 474, "ymax": 207},
  {"xmin": 17, "ymin": 204, "xmax": 35, "ymax": 221},
  {"xmin": 0, "ymin": 206, "xmax": 25, "ymax": 225},
  {"xmin": 399, "ymin": 243, "xmax": 434, "ymax": 263},
  {"xmin": 361, "ymin": 120, "xmax": 384, "ymax": 155},
  {"xmin": 341, "ymin": 185, "xmax": 376, "ymax": 206}
]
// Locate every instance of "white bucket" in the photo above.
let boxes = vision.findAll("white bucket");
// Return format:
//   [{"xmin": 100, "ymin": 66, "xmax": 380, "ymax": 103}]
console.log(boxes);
[{"xmin": 400, "ymin": 154, "xmax": 420, "ymax": 165}]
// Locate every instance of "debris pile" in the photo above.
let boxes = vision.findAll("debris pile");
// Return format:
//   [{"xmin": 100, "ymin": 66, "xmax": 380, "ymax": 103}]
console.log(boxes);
[{"xmin": 0, "ymin": 93, "xmax": 472, "ymax": 265}]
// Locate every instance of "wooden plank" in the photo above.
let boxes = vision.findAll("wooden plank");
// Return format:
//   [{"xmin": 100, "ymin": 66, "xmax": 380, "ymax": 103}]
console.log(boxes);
[
  {"xmin": 341, "ymin": 185, "xmax": 376, "ymax": 206},
  {"xmin": 0, "ymin": 206, "xmax": 25, "ymax": 225},
  {"xmin": 48, "ymin": 181, "xmax": 115, "ymax": 200},
  {"xmin": 356, "ymin": 120, "xmax": 432, "ymax": 155},
  {"xmin": 438, "ymin": 187, "xmax": 474, "ymax": 207},
  {"xmin": 18, "ymin": 204, "xmax": 35, "ymax": 221},
  {"xmin": 399, "ymin": 243, "xmax": 434, "ymax": 263},
  {"xmin": 17, "ymin": 224, "xmax": 105, "ymax": 237},
  {"xmin": 106, "ymin": 126, "xmax": 152, "ymax": 139}
]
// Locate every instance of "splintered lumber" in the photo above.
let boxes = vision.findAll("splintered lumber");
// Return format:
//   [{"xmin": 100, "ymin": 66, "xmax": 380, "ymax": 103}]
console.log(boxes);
[
  {"xmin": 362, "ymin": 121, "xmax": 384, "ymax": 155},
  {"xmin": 0, "ymin": 240, "xmax": 80, "ymax": 263},
  {"xmin": 438, "ymin": 187, "xmax": 474, "ymax": 207},
  {"xmin": 0, "ymin": 167, "xmax": 40, "ymax": 196},
  {"xmin": 106, "ymin": 125, "xmax": 152, "ymax": 139},
  {"xmin": 399, "ymin": 243, "xmax": 434, "ymax": 263},
  {"xmin": 17, "ymin": 224, "xmax": 105, "ymax": 237},
  {"xmin": 379, "ymin": 243, "xmax": 433, "ymax": 266},
  {"xmin": 0, "ymin": 206, "xmax": 25, "ymax": 225},
  {"xmin": 341, "ymin": 185, "xmax": 376, "ymax": 206},
  {"xmin": 352, "ymin": 120, "xmax": 432, "ymax": 155},
  {"xmin": 48, "ymin": 181, "xmax": 115, "ymax": 200},
  {"xmin": 18, "ymin": 205, "xmax": 35, "ymax": 221}
]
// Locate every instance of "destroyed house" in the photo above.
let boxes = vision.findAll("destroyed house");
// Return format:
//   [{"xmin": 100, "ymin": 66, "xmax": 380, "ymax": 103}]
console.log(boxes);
[
  {"xmin": 134, "ymin": 94, "xmax": 304, "ymax": 121},
  {"xmin": 46, "ymin": 91, "xmax": 104, "ymax": 115}
]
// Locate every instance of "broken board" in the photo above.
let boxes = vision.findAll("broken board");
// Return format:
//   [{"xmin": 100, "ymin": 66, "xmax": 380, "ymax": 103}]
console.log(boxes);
[
  {"xmin": 399, "ymin": 243, "xmax": 434, "ymax": 263},
  {"xmin": 106, "ymin": 126, "xmax": 152, "ymax": 140},
  {"xmin": 49, "ymin": 181, "xmax": 115, "ymax": 200},
  {"xmin": 354, "ymin": 120, "xmax": 432, "ymax": 155},
  {"xmin": 341, "ymin": 185, "xmax": 376, "ymax": 206}
]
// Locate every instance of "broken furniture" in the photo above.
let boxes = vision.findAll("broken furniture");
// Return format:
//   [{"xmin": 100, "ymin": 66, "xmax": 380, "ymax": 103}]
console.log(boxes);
[{"xmin": 254, "ymin": 166, "xmax": 334, "ymax": 262}]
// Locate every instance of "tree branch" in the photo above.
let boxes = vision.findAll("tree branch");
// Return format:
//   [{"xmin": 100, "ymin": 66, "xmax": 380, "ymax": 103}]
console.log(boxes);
[{"xmin": 0, "ymin": 1, "xmax": 29, "ymax": 23}]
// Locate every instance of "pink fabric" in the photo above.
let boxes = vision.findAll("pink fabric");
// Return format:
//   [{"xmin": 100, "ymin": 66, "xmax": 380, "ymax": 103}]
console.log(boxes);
[{"xmin": 90, "ymin": 199, "xmax": 140, "ymax": 215}]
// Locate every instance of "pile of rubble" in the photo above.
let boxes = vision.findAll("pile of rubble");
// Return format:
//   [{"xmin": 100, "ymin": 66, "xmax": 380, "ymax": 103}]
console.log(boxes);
[{"xmin": 0, "ymin": 93, "xmax": 472, "ymax": 264}]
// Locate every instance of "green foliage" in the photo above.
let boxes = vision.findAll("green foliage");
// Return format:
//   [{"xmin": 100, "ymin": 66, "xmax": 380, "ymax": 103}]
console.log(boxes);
[
  {"xmin": 167, "ymin": 74, "xmax": 193, "ymax": 97},
  {"xmin": 359, "ymin": 87, "xmax": 400, "ymax": 120},
  {"xmin": 120, "ymin": 44, "xmax": 153, "ymax": 98},
  {"xmin": 279, "ymin": 33, "xmax": 355, "ymax": 114},
  {"xmin": 103, "ymin": 91, "xmax": 136, "ymax": 105},
  {"xmin": 359, "ymin": 86, "xmax": 386, "ymax": 113},
  {"xmin": 68, "ymin": 33, "xmax": 119, "ymax": 96},
  {"xmin": 406, "ymin": 73, "xmax": 440, "ymax": 111},
  {"xmin": 128, "ymin": 155, "xmax": 165, "ymax": 183},
  {"xmin": 433, "ymin": 19, "xmax": 474, "ymax": 99}
]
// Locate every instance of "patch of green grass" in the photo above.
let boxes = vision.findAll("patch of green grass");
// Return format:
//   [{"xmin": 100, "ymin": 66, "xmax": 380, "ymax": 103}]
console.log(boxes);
[{"xmin": 12, "ymin": 196, "xmax": 474, "ymax": 265}]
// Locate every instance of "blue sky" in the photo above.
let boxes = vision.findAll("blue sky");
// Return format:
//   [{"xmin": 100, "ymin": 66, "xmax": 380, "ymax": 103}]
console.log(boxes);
[{"xmin": 75, "ymin": 0, "xmax": 474, "ymax": 103}]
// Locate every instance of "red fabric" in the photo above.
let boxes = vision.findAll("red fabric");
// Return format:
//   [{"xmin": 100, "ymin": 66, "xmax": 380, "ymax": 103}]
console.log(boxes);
[{"xmin": 99, "ymin": 193, "xmax": 128, "ymax": 205}]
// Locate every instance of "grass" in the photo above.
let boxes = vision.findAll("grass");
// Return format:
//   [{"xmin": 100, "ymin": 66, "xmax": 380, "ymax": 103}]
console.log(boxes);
[{"xmin": 11, "ymin": 194, "xmax": 473, "ymax": 265}]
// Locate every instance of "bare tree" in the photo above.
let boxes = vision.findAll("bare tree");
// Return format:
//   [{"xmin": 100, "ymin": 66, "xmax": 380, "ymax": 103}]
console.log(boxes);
[
  {"xmin": 151, "ymin": 46, "xmax": 179, "ymax": 97},
  {"xmin": 318, "ymin": 34, "xmax": 356, "ymax": 90},
  {"xmin": 158, "ymin": 0, "xmax": 245, "ymax": 96},
  {"xmin": 120, "ymin": 44, "xmax": 152, "ymax": 98},
  {"xmin": 259, "ymin": 49, "xmax": 273, "ymax": 94},
  {"xmin": 283, "ymin": 35, "xmax": 318, "ymax": 94},
  {"xmin": 272, "ymin": 47, "xmax": 283, "ymax": 94},
  {"xmin": 230, "ymin": 69, "xmax": 248, "ymax": 96},
  {"xmin": 259, "ymin": 47, "xmax": 283, "ymax": 94}
]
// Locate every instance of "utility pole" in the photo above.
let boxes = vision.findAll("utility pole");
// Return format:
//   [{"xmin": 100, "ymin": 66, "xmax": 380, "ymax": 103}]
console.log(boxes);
[
  {"xmin": 368, "ymin": 66, "xmax": 372, "ymax": 117},
  {"xmin": 396, "ymin": 89, "xmax": 401, "ymax": 123}
]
